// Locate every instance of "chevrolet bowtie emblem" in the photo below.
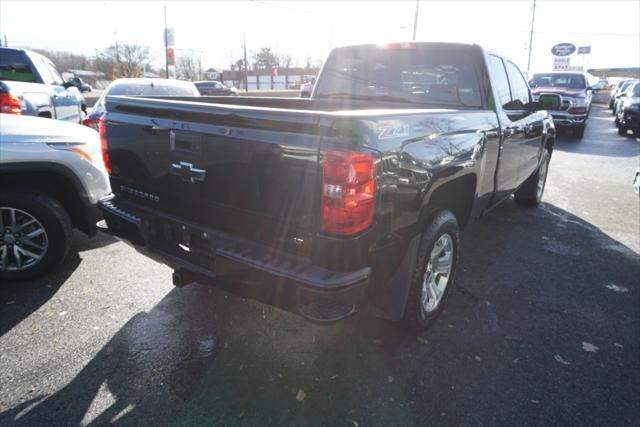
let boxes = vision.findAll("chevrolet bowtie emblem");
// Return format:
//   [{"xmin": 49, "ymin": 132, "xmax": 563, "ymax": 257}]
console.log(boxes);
[{"xmin": 170, "ymin": 161, "xmax": 206, "ymax": 184}]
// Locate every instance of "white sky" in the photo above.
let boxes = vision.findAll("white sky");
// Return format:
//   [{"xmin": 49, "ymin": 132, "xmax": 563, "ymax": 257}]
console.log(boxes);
[{"xmin": 1, "ymin": 0, "xmax": 638, "ymax": 73}]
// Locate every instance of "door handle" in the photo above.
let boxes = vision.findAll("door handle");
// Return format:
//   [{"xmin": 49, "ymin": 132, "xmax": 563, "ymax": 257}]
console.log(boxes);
[
  {"xmin": 146, "ymin": 125, "xmax": 170, "ymax": 135},
  {"xmin": 503, "ymin": 127, "xmax": 515, "ymax": 137}
]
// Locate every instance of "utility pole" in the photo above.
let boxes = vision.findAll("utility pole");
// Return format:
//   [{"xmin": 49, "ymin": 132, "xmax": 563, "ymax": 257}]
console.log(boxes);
[
  {"xmin": 527, "ymin": 0, "xmax": 537, "ymax": 72},
  {"xmin": 114, "ymin": 32, "xmax": 120, "ymax": 78},
  {"xmin": 412, "ymin": 0, "xmax": 420, "ymax": 40},
  {"xmin": 3, "ymin": 34, "xmax": 7, "ymax": 47},
  {"xmin": 164, "ymin": 5, "xmax": 169, "ymax": 79},
  {"xmin": 243, "ymin": 32, "xmax": 249, "ymax": 92}
]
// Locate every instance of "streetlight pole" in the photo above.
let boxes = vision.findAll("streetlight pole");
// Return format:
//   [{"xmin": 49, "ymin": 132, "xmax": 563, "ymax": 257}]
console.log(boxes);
[
  {"xmin": 412, "ymin": 0, "xmax": 420, "ymax": 40},
  {"xmin": 527, "ymin": 0, "xmax": 537, "ymax": 72}
]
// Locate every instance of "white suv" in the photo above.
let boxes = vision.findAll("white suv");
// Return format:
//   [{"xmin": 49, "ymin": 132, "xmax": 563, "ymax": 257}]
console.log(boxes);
[{"xmin": 0, "ymin": 114, "xmax": 111, "ymax": 280}]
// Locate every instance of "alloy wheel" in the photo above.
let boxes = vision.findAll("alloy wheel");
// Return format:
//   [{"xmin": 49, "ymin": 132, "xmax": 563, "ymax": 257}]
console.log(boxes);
[
  {"xmin": 0, "ymin": 207, "xmax": 49, "ymax": 271},
  {"xmin": 420, "ymin": 233, "xmax": 454, "ymax": 315}
]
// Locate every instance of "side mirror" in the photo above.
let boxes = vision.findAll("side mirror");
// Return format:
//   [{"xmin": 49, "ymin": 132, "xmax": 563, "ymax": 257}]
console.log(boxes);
[
  {"xmin": 587, "ymin": 86, "xmax": 593, "ymax": 91},
  {"xmin": 534, "ymin": 93, "xmax": 562, "ymax": 111}
]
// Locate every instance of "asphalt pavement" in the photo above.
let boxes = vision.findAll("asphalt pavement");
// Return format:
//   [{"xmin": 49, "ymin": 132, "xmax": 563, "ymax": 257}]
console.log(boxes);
[{"xmin": 1, "ymin": 105, "xmax": 639, "ymax": 426}]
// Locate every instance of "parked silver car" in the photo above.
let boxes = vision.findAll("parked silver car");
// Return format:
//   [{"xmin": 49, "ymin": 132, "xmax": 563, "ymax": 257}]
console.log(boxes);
[{"xmin": 0, "ymin": 114, "xmax": 111, "ymax": 280}]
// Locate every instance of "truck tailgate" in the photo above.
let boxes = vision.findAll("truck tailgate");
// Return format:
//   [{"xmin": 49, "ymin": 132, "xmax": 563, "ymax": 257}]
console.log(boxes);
[{"xmin": 104, "ymin": 96, "xmax": 322, "ymax": 251}]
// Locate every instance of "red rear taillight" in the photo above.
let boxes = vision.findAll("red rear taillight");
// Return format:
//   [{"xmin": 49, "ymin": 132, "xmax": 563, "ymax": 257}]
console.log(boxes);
[
  {"xmin": 82, "ymin": 116, "xmax": 99, "ymax": 131},
  {"xmin": 321, "ymin": 149, "xmax": 377, "ymax": 236},
  {"xmin": 0, "ymin": 92, "xmax": 22, "ymax": 115},
  {"xmin": 98, "ymin": 116, "xmax": 112, "ymax": 174}
]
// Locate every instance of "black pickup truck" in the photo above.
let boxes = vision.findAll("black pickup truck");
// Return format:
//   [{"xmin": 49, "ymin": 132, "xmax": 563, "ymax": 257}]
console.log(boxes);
[{"xmin": 99, "ymin": 42, "xmax": 557, "ymax": 330}]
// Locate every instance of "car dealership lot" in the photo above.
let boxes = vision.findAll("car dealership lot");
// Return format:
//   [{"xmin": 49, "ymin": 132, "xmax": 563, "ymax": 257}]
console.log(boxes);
[{"xmin": 1, "ymin": 105, "xmax": 638, "ymax": 426}]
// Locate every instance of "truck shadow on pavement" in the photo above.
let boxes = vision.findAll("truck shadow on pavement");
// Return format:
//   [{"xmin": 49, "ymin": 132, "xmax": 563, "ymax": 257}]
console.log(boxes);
[
  {"xmin": 2, "ymin": 201, "xmax": 639, "ymax": 426},
  {"xmin": 0, "ymin": 231, "xmax": 117, "ymax": 337}
]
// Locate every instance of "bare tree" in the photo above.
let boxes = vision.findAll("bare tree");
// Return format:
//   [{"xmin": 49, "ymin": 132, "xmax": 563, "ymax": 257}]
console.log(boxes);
[
  {"xmin": 93, "ymin": 53, "xmax": 116, "ymax": 80},
  {"xmin": 103, "ymin": 43, "xmax": 151, "ymax": 78},
  {"xmin": 177, "ymin": 51, "xmax": 202, "ymax": 81},
  {"xmin": 229, "ymin": 58, "xmax": 244, "ymax": 72}
]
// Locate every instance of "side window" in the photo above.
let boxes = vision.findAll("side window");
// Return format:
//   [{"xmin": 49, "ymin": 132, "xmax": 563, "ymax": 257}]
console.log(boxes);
[
  {"xmin": 505, "ymin": 61, "xmax": 530, "ymax": 110},
  {"xmin": 487, "ymin": 55, "xmax": 511, "ymax": 110},
  {"xmin": 30, "ymin": 56, "xmax": 53, "ymax": 84},
  {"xmin": 44, "ymin": 60, "xmax": 63, "ymax": 85}
]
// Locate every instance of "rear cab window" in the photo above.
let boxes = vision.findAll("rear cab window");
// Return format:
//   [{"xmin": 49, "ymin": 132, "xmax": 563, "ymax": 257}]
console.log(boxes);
[
  {"xmin": 529, "ymin": 73, "xmax": 586, "ymax": 89},
  {"xmin": 0, "ymin": 52, "xmax": 37, "ymax": 82},
  {"xmin": 314, "ymin": 43, "xmax": 484, "ymax": 108}
]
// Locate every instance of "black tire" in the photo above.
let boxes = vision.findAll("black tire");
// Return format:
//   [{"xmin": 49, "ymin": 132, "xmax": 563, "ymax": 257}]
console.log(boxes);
[
  {"xmin": 573, "ymin": 124, "xmax": 585, "ymax": 139},
  {"xmin": 0, "ymin": 191, "xmax": 73, "ymax": 281},
  {"xmin": 514, "ymin": 149, "xmax": 551, "ymax": 208},
  {"xmin": 618, "ymin": 126, "xmax": 627, "ymax": 136},
  {"xmin": 402, "ymin": 211, "xmax": 459, "ymax": 332}
]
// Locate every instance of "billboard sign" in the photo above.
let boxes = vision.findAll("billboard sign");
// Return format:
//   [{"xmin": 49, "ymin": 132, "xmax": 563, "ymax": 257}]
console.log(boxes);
[
  {"xmin": 553, "ymin": 56, "xmax": 570, "ymax": 71},
  {"xmin": 551, "ymin": 43, "xmax": 576, "ymax": 57},
  {"xmin": 165, "ymin": 28, "xmax": 175, "ymax": 46}
]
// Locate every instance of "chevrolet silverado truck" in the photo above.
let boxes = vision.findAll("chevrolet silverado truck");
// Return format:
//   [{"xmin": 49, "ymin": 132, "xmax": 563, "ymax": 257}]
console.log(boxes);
[
  {"xmin": 0, "ymin": 47, "xmax": 86, "ymax": 122},
  {"xmin": 529, "ymin": 71, "xmax": 592, "ymax": 139},
  {"xmin": 98, "ymin": 42, "xmax": 557, "ymax": 330}
]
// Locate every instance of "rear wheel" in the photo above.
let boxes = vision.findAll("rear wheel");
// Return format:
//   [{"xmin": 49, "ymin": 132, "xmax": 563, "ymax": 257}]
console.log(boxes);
[
  {"xmin": 402, "ymin": 211, "xmax": 459, "ymax": 331},
  {"xmin": 515, "ymin": 149, "xmax": 550, "ymax": 208},
  {"xmin": 0, "ymin": 191, "xmax": 73, "ymax": 281},
  {"xmin": 618, "ymin": 126, "xmax": 627, "ymax": 136}
]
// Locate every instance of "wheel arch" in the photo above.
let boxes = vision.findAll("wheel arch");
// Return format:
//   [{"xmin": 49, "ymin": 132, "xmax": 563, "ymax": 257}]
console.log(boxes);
[
  {"xmin": 0, "ymin": 162, "xmax": 92, "ymax": 235},
  {"xmin": 420, "ymin": 173, "xmax": 477, "ymax": 230}
]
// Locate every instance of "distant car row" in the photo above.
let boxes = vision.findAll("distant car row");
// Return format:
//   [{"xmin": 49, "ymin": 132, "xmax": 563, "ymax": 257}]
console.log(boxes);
[
  {"xmin": 610, "ymin": 79, "xmax": 640, "ymax": 137},
  {"xmin": 1, "ymin": 47, "xmax": 242, "ymax": 128}
]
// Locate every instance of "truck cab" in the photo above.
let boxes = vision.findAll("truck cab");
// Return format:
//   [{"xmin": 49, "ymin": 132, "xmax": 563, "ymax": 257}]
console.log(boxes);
[{"xmin": 0, "ymin": 47, "xmax": 86, "ymax": 123}]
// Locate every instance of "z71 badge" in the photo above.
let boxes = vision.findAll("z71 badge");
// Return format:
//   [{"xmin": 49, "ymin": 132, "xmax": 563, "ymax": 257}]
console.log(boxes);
[{"xmin": 377, "ymin": 123, "xmax": 410, "ymax": 139}]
